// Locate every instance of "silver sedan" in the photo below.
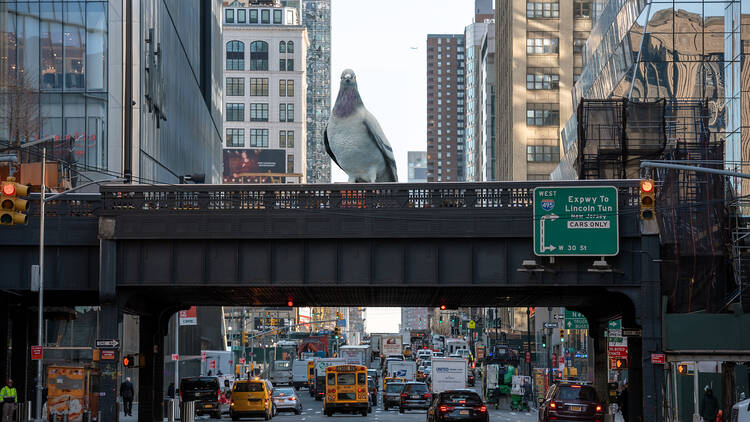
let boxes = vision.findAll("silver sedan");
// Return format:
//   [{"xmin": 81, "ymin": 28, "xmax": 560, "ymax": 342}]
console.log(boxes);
[{"xmin": 272, "ymin": 387, "xmax": 303, "ymax": 415}]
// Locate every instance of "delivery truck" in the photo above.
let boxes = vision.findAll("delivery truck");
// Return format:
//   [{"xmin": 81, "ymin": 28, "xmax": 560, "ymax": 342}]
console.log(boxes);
[
  {"xmin": 292, "ymin": 359, "xmax": 311, "ymax": 390},
  {"xmin": 339, "ymin": 345, "xmax": 370, "ymax": 366},
  {"xmin": 312, "ymin": 357, "xmax": 345, "ymax": 400},
  {"xmin": 386, "ymin": 360, "xmax": 417, "ymax": 381},
  {"xmin": 431, "ymin": 357, "xmax": 467, "ymax": 393}
]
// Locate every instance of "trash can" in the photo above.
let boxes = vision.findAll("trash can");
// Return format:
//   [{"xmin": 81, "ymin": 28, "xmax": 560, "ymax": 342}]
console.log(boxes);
[
  {"xmin": 179, "ymin": 401, "xmax": 195, "ymax": 422},
  {"xmin": 164, "ymin": 398, "xmax": 178, "ymax": 421},
  {"xmin": 14, "ymin": 401, "xmax": 31, "ymax": 422}
]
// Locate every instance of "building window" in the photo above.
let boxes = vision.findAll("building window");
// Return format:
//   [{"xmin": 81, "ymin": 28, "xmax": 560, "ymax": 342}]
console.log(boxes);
[
  {"xmin": 527, "ymin": 2, "xmax": 559, "ymax": 18},
  {"xmin": 526, "ymin": 73, "xmax": 559, "ymax": 90},
  {"xmin": 237, "ymin": 9, "xmax": 246, "ymax": 23},
  {"xmin": 287, "ymin": 154, "xmax": 295, "ymax": 173},
  {"xmin": 279, "ymin": 80, "xmax": 287, "ymax": 96},
  {"xmin": 279, "ymin": 130, "xmax": 287, "ymax": 148},
  {"xmin": 250, "ymin": 41, "xmax": 269, "ymax": 71},
  {"xmin": 261, "ymin": 9, "xmax": 270, "ymax": 24},
  {"xmin": 528, "ymin": 173, "xmax": 551, "ymax": 181},
  {"xmin": 574, "ymin": 67, "xmax": 583, "ymax": 83},
  {"xmin": 526, "ymin": 37, "xmax": 559, "ymax": 55},
  {"xmin": 249, "ymin": 9, "xmax": 258, "ymax": 23},
  {"xmin": 286, "ymin": 80, "xmax": 294, "ymax": 96},
  {"xmin": 250, "ymin": 103, "xmax": 269, "ymax": 122},
  {"xmin": 574, "ymin": 2, "xmax": 591, "ymax": 18},
  {"xmin": 226, "ymin": 41, "xmax": 245, "ymax": 70},
  {"xmin": 280, "ymin": 59, "xmax": 286, "ymax": 71},
  {"xmin": 573, "ymin": 38, "xmax": 586, "ymax": 54},
  {"xmin": 526, "ymin": 108, "xmax": 559, "ymax": 126},
  {"xmin": 226, "ymin": 128, "xmax": 245, "ymax": 147},
  {"xmin": 226, "ymin": 103, "xmax": 245, "ymax": 122},
  {"xmin": 286, "ymin": 59, "xmax": 294, "ymax": 71},
  {"xmin": 280, "ymin": 41, "xmax": 287, "ymax": 53},
  {"xmin": 226, "ymin": 77, "xmax": 245, "ymax": 96},
  {"xmin": 273, "ymin": 9, "xmax": 282, "ymax": 24},
  {"xmin": 279, "ymin": 104, "xmax": 287, "ymax": 122},
  {"xmin": 225, "ymin": 9, "xmax": 234, "ymax": 23},
  {"xmin": 526, "ymin": 145, "xmax": 560, "ymax": 162},
  {"xmin": 287, "ymin": 41, "xmax": 294, "ymax": 53},
  {"xmin": 249, "ymin": 78, "xmax": 269, "ymax": 96},
  {"xmin": 286, "ymin": 130, "xmax": 294, "ymax": 148},
  {"xmin": 250, "ymin": 129, "xmax": 269, "ymax": 147},
  {"xmin": 286, "ymin": 104, "xmax": 294, "ymax": 122}
]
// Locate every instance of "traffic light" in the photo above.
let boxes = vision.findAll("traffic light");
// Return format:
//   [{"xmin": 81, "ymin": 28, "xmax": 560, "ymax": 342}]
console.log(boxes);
[
  {"xmin": 678, "ymin": 364, "xmax": 689, "ymax": 375},
  {"xmin": 439, "ymin": 315, "xmax": 443, "ymax": 323},
  {"xmin": 334, "ymin": 327, "xmax": 341, "ymax": 339},
  {"xmin": 615, "ymin": 358, "xmax": 627, "ymax": 369},
  {"xmin": 336, "ymin": 311, "xmax": 342, "ymax": 320},
  {"xmin": 542, "ymin": 334, "xmax": 547, "ymax": 348},
  {"xmin": 242, "ymin": 331, "xmax": 249, "ymax": 345},
  {"xmin": 123, "ymin": 354, "xmax": 135, "ymax": 367},
  {"xmin": 640, "ymin": 179, "xmax": 656, "ymax": 220},
  {"xmin": 287, "ymin": 300, "xmax": 294, "ymax": 307},
  {"xmin": 560, "ymin": 329, "xmax": 564, "ymax": 342},
  {"xmin": 440, "ymin": 305, "xmax": 446, "ymax": 310},
  {"xmin": 0, "ymin": 178, "xmax": 29, "ymax": 226}
]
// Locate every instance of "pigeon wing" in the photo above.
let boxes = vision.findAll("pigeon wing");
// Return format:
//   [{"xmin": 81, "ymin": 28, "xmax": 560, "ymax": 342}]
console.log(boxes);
[
  {"xmin": 323, "ymin": 123, "xmax": 342, "ymax": 168},
  {"xmin": 362, "ymin": 111, "xmax": 398, "ymax": 182}
]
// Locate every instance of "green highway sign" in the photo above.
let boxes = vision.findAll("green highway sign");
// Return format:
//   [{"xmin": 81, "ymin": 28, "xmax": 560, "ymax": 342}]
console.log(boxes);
[
  {"xmin": 564, "ymin": 309, "xmax": 589, "ymax": 329},
  {"xmin": 533, "ymin": 186, "xmax": 619, "ymax": 256}
]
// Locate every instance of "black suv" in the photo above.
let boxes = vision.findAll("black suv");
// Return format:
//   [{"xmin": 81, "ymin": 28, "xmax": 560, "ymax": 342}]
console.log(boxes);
[
  {"xmin": 399, "ymin": 382, "xmax": 431, "ymax": 412},
  {"xmin": 179, "ymin": 376, "xmax": 222, "ymax": 419},
  {"xmin": 383, "ymin": 382, "xmax": 405, "ymax": 411},
  {"xmin": 427, "ymin": 389, "xmax": 488, "ymax": 422}
]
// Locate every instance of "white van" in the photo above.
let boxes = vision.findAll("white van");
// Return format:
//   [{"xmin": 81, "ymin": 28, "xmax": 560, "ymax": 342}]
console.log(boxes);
[{"xmin": 732, "ymin": 398, "xmax": 750, "ymax": 422}]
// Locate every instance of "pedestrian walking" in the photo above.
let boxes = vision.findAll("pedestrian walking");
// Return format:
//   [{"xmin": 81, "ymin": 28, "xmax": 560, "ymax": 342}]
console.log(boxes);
[
  {"xmin": 120, "ymin": 377, "xmax": 135, "ymax": 416},
  {"xmin": 701, "ymin": 388, "xmax": 719, "ymax": 422},
  {"xmin": 0, "ymin": 379, "xmax": 17, "ymax": 422}
]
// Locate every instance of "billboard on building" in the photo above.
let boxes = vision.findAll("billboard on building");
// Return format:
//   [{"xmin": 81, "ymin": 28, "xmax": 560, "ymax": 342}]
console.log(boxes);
[{"xmin": 223, "ymin": 149, "xmax": 286, "ymax": 183}]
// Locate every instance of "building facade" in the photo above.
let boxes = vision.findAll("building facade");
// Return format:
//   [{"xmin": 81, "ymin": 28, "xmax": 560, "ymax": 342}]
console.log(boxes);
[
  {"xmin": 407, "ymin": 150, "xmax": 427, "ymax": 182},
  {"xmin": 222, "ymin": 0, "xmax": 307, "ymax": 183},
  {"xmin": 302, "ymin": 0, "xmax": 331, "ymax": 183},
  {"xmin": 426, "ymin": 34, "xmax": 466, "ymax": 182},
  {"xmin": 480, "ymin": 23, "xmax": 496, "ymax": 181},
  {"xmin": 494, "ymin": 0, "xmax": 592, "ymax": 181},
  {"xmin": 464, "ymin": 21, "xmax": 488, "ymax": 181},
  {"xmin": 0, "ymin": 0, "xmax": 224, "ymax": 186}
]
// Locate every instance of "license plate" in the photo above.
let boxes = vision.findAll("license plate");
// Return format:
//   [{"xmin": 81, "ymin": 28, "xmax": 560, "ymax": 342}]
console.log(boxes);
[
  {"xmin": 412, "ymin": 395, "xmax": 420, "ymax": 399},
  {"xmin": 460, "ymin": 410, "xmax": 469, "ymax": 415},
  {"xmin": 570, "ymin": 405, "xmax": 582, "ymax": 412}
]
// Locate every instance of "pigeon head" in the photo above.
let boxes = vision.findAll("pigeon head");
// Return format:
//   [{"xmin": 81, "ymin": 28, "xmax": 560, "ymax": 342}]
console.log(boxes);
[{"xmin": 333, "ymin": 69, "xmax": 363, "ymax": 118}]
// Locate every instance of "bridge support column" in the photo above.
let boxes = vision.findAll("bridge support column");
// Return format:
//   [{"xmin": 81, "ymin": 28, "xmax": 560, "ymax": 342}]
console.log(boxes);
[
  {"xmin": 98, "ymin": 238, "xmax": 120, "ymax": 422},
  {"xmin": 592, "ymin": 324, "xmax": 609, "ymax": 404},
  {"xmin": 0, "ymin": 296, "xmax": 9, "ymax": 388},
  {"xmin": 138, "ymin": 315, "xmax": 166, "ymax": 422},
  {"xmin": 10, "ymin": 306, "xmax": 31, "ymax": 403}
]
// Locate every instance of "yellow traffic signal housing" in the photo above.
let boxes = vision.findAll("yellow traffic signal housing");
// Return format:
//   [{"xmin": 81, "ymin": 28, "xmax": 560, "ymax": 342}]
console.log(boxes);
[
  {"xmin": 559, "ymin": 328, "xmax": 564, "ymax": 342},
  {"xmin": 241, "ymin": 331, "xmax": 249, "ymax": 345},
  {"xmin": 640, "ymin": 179, "xmax": 656, "ymax": 220},
  {"xmin": 1, "ymin": 178, "xmax": 29, "ymax": 226},
  {"xmin": 334, "ymin": 327, "xmax": 341, "ymax": 338}
]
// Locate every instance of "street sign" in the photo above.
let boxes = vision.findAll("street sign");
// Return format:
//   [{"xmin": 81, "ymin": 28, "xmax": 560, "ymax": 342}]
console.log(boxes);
[
  {"xmin": 101, "ymin": 350, "xmax": 116, "ymax": 360},
  {"xmin": 608, "ymin": 345, "xmax": 628, "ymax": 359},
  {"xmin": 533, "ymin": 186, "xmax": 619, "ymax": 256},
  {"xmin": 171, "ymin": 354, "xmax": 179, "ymax": 361},
  {"xmin": 622, "ymin": 328, "xmax": 642, "ymax": 337},
  {"xmin": 553, "ymin": 314, "xmax": 564, "ymax": 320},
  {"xmin": 564, "ymin": 310, "xmax": 589, "ymax": 329},
  {"xmin": 651, "ymin": 353, "xmax": 665, "ymax": 364},
  {"xmin": 239, "ymin": 358, "xmax": 246, "ymax": 364},
  {"xmin": 231, "ymin": 346, "xmax": 242, "ymax": 351},
  {"xmin": 31, "ymin": 345, "xmax": 43, "ymax": 361},
  {"xmin": 336, "ymin": 319, "xmax": 347, "ymax": 327},
  {"xmin": 95, "ymin": 339, "xmax": 120, "ymax": 348},
  {"xmin": 468, "ymin": 320, "xmax": 476, "ymax": 330},
  {"xmin": 543, "ymin": 322, "xmax": 558, "ymax": 329},
  {"xmin": 179, "ymin": 306, "xmax": 198, "ymax": 326}
]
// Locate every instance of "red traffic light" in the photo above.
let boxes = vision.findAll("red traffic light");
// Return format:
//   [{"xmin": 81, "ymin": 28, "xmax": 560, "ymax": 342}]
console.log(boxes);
[
  {"xmin": 440, "ymin": 305, "xmax": 447, "ymax": 310},
  {"xmin": 2, "ymin": 183, "xmax": 15, "ymax": 196},
  {"xmin": 123, "ymin": 356, "xmax": 131, "ymax": 367},
  {"xmin": 287, "ymin": 300, "xmax": 294, "ymax": 307},
  {"xmin": 640, "ymin": 180, "xmax": 654, "ymax": 193}
]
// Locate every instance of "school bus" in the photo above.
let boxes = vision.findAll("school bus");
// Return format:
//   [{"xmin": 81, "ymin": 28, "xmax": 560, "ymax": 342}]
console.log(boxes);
[{"xmin": 324, "ymin": 364, "xmax": 369, "ymax": 416}]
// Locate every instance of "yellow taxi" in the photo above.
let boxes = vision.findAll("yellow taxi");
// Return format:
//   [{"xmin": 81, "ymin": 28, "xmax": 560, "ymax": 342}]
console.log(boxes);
[
  {"xmin": 383, "ymin": 376, "xmax": 406, "ymax": 390},
  {"xmin": 229, "ymin": 378, "xmax": 274, "ymax": 421},
  {"xmin": 324, "ymin": 364, "xmax": 369, "ymax": 416}
]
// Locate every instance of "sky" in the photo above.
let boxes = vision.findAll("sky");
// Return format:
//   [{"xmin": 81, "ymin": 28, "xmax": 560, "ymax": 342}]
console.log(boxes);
[
  {"xmin": 329, "ymin": 0, "xmax": 475, "ymax": 183},
  {"xmin": 329, "ymin": 1, "xmax": 476, "ymax": 334}
]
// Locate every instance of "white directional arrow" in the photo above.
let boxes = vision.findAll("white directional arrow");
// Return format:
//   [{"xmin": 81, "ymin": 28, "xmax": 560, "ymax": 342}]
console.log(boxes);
[{"xmin": 540, "ymin": 214, "xmax": 559, "ymax": 252}]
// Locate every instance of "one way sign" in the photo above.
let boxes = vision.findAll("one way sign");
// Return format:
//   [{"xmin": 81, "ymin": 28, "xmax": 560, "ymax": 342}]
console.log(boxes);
[{"xmin": 95, "ymin": 339, "xmax": 120, "ymax": 348}]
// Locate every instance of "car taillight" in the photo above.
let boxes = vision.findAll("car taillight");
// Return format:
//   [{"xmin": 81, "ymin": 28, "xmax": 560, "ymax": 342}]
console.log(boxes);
[
  {"xmin": 423, "ymin": 393, "xmax": 431, "ymax": 399},
  {"xmin": 330, "ymin": 389, "xmax": 336, "ymax": 393},
  {"xmin": 401, "ymin": 393, "xmax": 408, "ymax": 398},
  {"xmin": 550, "ymin": 401, "xmax": 557, "ymax": 409},
  {"xmin": 596, "ymin": 404, "xmax": 603, "ymax": 412},
  {"xmin": 217, "ymin": 389, "xmax": 221, "ymax": 398},
  {"xmin": 439, "ymin": 405, "xmax": 454, "ymax": 413},
  {"xmin": 475, "ymin": 406, "xmax": 487, "ymax": 413},
  {"xmin": 358, "ymin": 388, "xmax": 364, "ymax": 393}
]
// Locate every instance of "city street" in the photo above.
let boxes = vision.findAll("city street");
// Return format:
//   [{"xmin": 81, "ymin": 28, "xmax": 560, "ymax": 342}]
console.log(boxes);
[{"xmin": 121, "ymin": 390, "xmax": 538, "ymax": 422}]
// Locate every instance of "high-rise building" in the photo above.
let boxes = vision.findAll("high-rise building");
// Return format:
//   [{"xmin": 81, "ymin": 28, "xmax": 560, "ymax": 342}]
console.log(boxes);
[
  {"xmin": 407, "ymin": 151, "xmax": 427, "ymax": 183},
  {"xmin": 426, "ymin": 34, "xmax": 466, "ymax": 182},
  {"xmin": 222, "ymin": 0, "xmax": 307, "ymax": 184},
  {"xmin": 302, "ymin": 0, "xmax": 331, "ymax": 183},
  {"xmin": 494, "ymin": 1, "xmax": 592, "ymax": 181},
  {"xmin": 0, "ymin": 0, "xmax": 224, "ymax": 186},
  {"xmin": 463, "ymin": 22, "xmax": 489, "ymax": 181},
  {"xmin": 481, "ymin": 23, "xmax": 496, "ymax": 181}
]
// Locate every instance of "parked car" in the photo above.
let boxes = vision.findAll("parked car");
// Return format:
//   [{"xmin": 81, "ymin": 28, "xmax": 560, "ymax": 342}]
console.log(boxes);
[
  {"xmin": 272, "ymin": 387, "xmax": 302, "ymax": 415},
  {"xmin": 538, "ymin": 382, "xmax": 605, "ymax": 422},
  {"xmin": 179, "ymin": 376, "xmax": 223, "ymax": 419},
  {"xmin": 427, "ymin": 389, "xmax": 488, "ymax": 422},
  {"xmin": 383, "ymin": 382, "xmax": 405, "ymax": 411},
  {"xmin": 399, "ymin": 381, "xmax": 431, "ymax": 413}
]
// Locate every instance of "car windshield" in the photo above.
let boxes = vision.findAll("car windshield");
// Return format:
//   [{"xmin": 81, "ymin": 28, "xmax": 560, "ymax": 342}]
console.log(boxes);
[
  {"xmin": 404, "ymin": 383, "xmax": 428, "ymax": 394},
  {"xmin": 234, "ymin": 382, "xmax": 264, "ymax": 392},
  {"xmin": 273, "ymin": 388, "xmax": 295, "ymax": 397},
  {"xmin": 386, "ymin": 383, "xmax": 404, "ymax": 393},
  {"xmin": 557, "ymin": 386, "xmax": 598, "ymax": 401},
  {"xmin": 181, "ymin": 378, "xmax": 218, "ymax": 391},
  {"xmin": 440, "ymin": 391, "xmax": 482, "ymax": 406}
]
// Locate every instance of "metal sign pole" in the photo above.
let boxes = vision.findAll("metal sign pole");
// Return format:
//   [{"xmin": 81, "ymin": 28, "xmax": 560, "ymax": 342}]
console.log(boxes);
[{"xmin": 34, "ymin": 148, "xmax": 46, "ymax": 422}]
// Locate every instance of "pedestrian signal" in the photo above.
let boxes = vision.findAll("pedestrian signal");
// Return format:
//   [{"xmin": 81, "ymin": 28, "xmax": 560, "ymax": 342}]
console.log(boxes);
[
  {"xmin": 1, "ymin": 178, "xmax": 29, "ymax": 226},
  {"xmin": 678, "ymin": 364, "xmax": 689, "ymax": 374},
  {"xmin": 640, "ymin": 179, "xmax": 656, "ymax": 220},
  {"xmin": 615, "ymin": 358, "xmax": 627, "ymax": 369},
  {"xmin": 123, "ymin": 355, "xmax": 135, "ymax": 367}
]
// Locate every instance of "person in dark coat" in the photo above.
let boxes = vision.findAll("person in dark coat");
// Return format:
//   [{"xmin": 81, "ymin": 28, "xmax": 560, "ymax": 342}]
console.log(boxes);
[
  {"xmin": 167, "ymin": 383, "xmax": 175, "ymax": 399},
  {"xmin": 120, "ymin": 377, "xmax": 135, "ymax": 416},
  {"xmin": 701, "ymin": 388, "xmax": 719, "ymax": 422}
]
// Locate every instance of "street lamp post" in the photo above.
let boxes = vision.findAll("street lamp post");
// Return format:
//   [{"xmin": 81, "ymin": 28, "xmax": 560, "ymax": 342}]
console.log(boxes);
[{"xmin": 28, "ymin": 147, "xmax": 125, "ymax": 421}]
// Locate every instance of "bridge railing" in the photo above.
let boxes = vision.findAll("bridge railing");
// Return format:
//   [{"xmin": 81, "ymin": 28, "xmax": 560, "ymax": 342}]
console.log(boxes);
[
  {"xmin": 26, "ymin": 193, "xmax": 102, "ymax": 217},
  {"xmin": 99, "ymin": 180, "xmax": 640, "ymax": 214}
]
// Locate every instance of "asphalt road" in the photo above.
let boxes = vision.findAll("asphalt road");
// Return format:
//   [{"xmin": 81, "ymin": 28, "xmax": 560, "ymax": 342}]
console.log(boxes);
[{"xmin": 122, "ymin": 389, "xmax": 538, "ymax": 422}]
